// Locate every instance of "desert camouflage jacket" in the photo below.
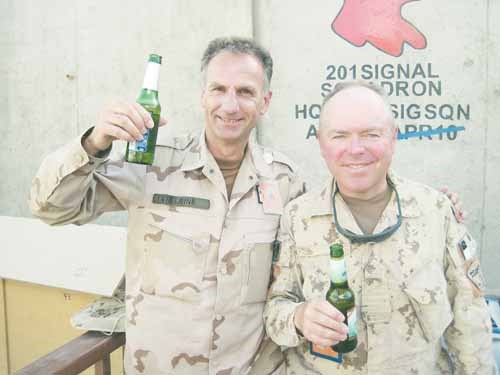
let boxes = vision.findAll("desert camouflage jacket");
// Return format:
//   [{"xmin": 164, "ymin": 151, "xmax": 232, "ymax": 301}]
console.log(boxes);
[
  {"xmin": 264, "ymin": 172, "xmax": 497, "ymax": 375},
  {"xmin": 30, "ymin": 129, "xmax": 304, "ymax": 375}
]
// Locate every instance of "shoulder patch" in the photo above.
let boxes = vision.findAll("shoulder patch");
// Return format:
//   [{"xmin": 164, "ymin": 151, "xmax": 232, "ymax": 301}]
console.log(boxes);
[{"xmin": 458, "ymin": 232, "xmax": 477, "ymax": 260}]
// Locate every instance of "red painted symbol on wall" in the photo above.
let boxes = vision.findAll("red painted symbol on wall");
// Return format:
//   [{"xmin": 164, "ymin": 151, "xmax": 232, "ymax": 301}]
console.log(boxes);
[{"xmin": 332, "ymin": 0, "xmax": 427, "ymax": 57}]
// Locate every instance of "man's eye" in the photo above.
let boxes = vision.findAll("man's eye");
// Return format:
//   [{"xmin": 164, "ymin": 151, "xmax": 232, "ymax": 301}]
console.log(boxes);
[
  {"xmin": 238, "ymin": 88, "xmax": 254, "ymax": 96},
  {"xmin": 331, "ymin": 134, "xmax": 345, "ymax": 140},
  {"xmin": 367, "ymin": 133, "xmax": 380, "ymax": 138},
  {"xmin": 212, "ymin": 87, "xmax": 224, "ymax": 92}
]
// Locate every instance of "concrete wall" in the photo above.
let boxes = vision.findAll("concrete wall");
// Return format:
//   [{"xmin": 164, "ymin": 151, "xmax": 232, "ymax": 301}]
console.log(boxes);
[
  {"xmin": 0, "ymin": 0, "xmax": 499, "ymax": 371},
  {"xmin": 256, "ymin": 0, "xmax": 500, "ymax": 295},
  {"xmin": 1, "ymin": 0, "xmax": 253, "ymax": 227},
  {"xmin": 0, "ymin": 0, "xmax": 252, "ymax": 372}
]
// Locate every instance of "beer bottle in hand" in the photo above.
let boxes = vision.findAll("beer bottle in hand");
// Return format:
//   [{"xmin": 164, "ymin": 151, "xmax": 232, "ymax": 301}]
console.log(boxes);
[
  {"xmin": 326, "ymin": 243, "xmax": 358, "ymax": 353},
  {"xmin": 125, "ymin": 53, "xmax": 162, "ymax": 165}
]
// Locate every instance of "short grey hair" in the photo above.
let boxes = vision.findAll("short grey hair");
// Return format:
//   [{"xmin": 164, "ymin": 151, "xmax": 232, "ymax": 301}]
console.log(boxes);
[
  {"xmin": 201, "ymin": 36, "xmax": 273, "ymax": 92},
  {"xmin": 320, "ymin": 80, "xmax": 395, "ymax": 130}
]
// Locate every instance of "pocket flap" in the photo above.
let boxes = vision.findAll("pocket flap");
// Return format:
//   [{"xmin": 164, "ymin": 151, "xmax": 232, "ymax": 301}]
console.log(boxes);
[
  {"xmin": 296, "ymin": 245, "xmax": 329, "ymax": 257},
  {"xmin": 403, "ymin": 261, "xmax": 452, "ymax": 342},
  {"xmin": 404, "ymin": 261, "xmax": 448, "ymax": 305},
  {"xmin": 405, "ymin": 285, "xmax": 448, "ymax": 305},
  {"xmin": 244, "ymin": 228, "xmax": 278, "ymax": 245},
  {"xmin": 146, "ymin": 209, "xmax": 218, "ymax": 246}
]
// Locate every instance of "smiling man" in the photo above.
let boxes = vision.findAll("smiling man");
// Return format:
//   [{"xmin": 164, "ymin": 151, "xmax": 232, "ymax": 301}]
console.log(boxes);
[
  {"xmin": 264, "ymin": 81, "xmax": 497, "ymax": 374},
  {"xmin": 30, "ymin": 37, "xmax": 304, "ymax": 374},
  {"xmin": 202, "ymin": 51, "xmax": 271, "ymax": 151}
]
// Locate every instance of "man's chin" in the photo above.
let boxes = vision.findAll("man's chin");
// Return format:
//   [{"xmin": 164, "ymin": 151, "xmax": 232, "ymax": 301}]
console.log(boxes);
[
  {"xmin": 213, "ymin": 132, "xmax": 248, "ymax": 145},
  {"xmin": 215, "ymin": 124, "xmax": 242, "ymax": 135},
  {"xmin": 337, "ymin": 178, "xmax": 372, "ymax": 195}
]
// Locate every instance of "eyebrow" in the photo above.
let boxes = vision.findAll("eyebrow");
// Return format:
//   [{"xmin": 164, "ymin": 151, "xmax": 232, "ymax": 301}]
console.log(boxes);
[
  {"xmin": 207, "ymin": 82, "xmax": 224, "ymax": 89},
  {"xmin": 327, "ymin": 129, "xmax": 349, "ymax": 136},
  {"xmin": 360, "ymin": 128, "xmax": 384, "ymax": 134},
  {"xmin": 207, "ymin": 81, "xmax": 258, "ymax": 93},
  {"xmin": 326, "ymin": 127, "xmax": 386, "ymax": 137},
  {"xmin": 241, "ymin": 86, "xmax": 260, "ymax": 95}
]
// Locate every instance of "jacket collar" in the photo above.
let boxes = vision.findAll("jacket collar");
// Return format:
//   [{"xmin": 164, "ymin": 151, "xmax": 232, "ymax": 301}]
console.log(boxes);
[
  {"xmin": 180, "ymin": 130, "xmax": 273, "ymax": 178},
  {"xmin": 180, "ymin": 130, "xmax": 208, "ymax": 172},
  {"xmin": 309, "ymin": 170, "xmax": 422, "ymax": 222},
  {"xmin": 179, "ymin": 130, "xmax": 274, "ymax": 204}
]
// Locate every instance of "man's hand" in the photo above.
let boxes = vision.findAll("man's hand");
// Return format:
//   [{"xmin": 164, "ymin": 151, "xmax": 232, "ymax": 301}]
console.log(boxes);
[
  {"xmin": 83, "ymin": 101, "xmax": 167, "ymax": 156},
  {"xmin": 440, "ymin": 186, "xmax": 466, "ymax": 223},
  {"xmin": 294, "ymin": 300, "xmax": 348, "ymax": 348}
]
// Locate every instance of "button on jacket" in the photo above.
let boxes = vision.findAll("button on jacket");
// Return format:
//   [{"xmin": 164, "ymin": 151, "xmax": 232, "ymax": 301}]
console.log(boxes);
[
  {"xmin": 264, "ymin": 172, "xmax": 497, "ymax": 375},
  {"xmin": 30, "ymin": 130, "xmax": 304, "ymax": 375}
]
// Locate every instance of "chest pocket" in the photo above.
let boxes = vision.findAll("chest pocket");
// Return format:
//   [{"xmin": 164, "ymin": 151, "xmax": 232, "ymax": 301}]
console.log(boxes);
[
  {"xmin": 141, "ymin": 209, "xmax": 211, "ymax": 302},
  {"xmin": 240, "ymin": 229, "xmax": 278, "ymax": 305},
  {"xmin": 402, "ymin": 260, "xmax": 453, "ymax": 343},
  {"xmin": 296, "ymin": 245, "xmax": 330, "ymax": 301},
  {"xmin": 361, "ymin": 262, "xmax": 392, "ymax": 325}
]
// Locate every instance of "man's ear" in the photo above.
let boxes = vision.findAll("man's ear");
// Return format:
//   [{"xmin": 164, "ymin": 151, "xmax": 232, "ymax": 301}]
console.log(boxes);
[
  {"xmin": 391, "ymin": 125, "xmax": 398, "ymax": 141},
  {"xmin": 260, "ymin": 91, "xmax": 273, "ymax": 115},
  {"xmin": 388, "ymin": 125, "xmax": 398, "ymax": 155},
  {"xmin": 201, "ymin": 90, "xmax": 206, "ymax": 108},
  {"xmin": 317, "ymin": 128, "xmax": 326, "ymax": 159}
]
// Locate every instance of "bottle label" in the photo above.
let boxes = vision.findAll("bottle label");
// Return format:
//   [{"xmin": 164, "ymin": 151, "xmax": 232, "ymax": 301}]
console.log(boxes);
[
  {"xmin": 142, "ymin": 62, "xmax": 160, "ymax": 91},
  {"xmin": 330, "ymin": 258, "xmax": 347, "ymax": 284},
  {"xmin": 129, "ymin": 129, "xmax": 150, "ymax": 152},
  {"xmin": 346, "ymin": 308, "xmax": 357, "ymax": 337}
]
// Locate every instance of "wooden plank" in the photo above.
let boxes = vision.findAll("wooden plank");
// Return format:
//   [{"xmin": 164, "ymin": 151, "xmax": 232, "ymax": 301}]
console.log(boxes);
[
  {"xmin": 13, "ymin": 332, "xmax": 125, "ymax": 375},
  {"xmin": 0, "ymin": 216, "xmax": 126, "ymax": 297},
  {"xmin": 0, "ymin": 278, "xmax": 10, "ymax": 374},
  {"xmin": 94, "ymin": 355, "xmax": 111, "ymax": 375}
]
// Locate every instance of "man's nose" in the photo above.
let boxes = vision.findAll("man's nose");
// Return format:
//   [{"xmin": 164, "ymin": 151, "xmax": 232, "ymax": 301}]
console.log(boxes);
[
  {"xmin": 349, "ymin": 136, "xmax": 365, "ymax": 154},
  {"xmin": 220, "ymin": 90, "xmax": 239, "ymax": 112}
]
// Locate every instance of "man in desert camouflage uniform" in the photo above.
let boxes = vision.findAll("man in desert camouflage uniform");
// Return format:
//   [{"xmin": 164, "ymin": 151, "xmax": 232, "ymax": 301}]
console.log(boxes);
[
  {"xmin": 30, "ymin": 37, "xmax": 304, "ymax": 374},
  {"xmin": 264, "ymin": 81, "xmax": 497, "ymax": 374}
]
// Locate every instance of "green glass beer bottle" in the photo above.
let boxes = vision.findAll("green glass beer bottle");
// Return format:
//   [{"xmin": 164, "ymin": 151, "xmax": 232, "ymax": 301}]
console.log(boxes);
[
  {"xmin": 125, "ymin": 53, "xmax": 162, "ymax": 165},
  {"xmin": 326, "ymin": 243, "xmax": 358, "ymax": 353}
]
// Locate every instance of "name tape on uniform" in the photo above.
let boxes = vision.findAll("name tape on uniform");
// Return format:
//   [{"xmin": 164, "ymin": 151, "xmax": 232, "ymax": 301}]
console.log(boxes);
[
  {"xmin": 466, "ymin": 258, "xmax": 485, "ymax": 293},
  {"xmin": 152, "ymin": 194, "xmax": 210, "ymax": 209}
]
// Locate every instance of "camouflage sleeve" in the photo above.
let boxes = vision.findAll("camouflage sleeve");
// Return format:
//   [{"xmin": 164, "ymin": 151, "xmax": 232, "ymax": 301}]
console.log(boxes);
[
  {"xmin": 29, "ymin": 129, "xmax": 145, "ymax": 226},
  {"xmin": 264, "ymin": 204, "xmax": 305, "ymax": 347},
  {"xmin": 271, "ymin": 149, "xmax": 306, "ymax": 206},
  {"xmin": 443, "ymin": 203, "xmax": 498, "ymax": 374},
  {"xmin": 287, "ymin": 172, "xmax": 306, "ymax": 204}
]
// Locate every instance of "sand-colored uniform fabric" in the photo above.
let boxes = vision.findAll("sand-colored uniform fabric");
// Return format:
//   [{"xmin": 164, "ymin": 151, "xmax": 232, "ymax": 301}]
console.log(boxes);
[
  {"xmin": 264, "ymin": 172, "xmax": 497, "ymax": 375},
  {"xmin": 30, "ymin": 129, "xmax": 304, "ymax": 375}
]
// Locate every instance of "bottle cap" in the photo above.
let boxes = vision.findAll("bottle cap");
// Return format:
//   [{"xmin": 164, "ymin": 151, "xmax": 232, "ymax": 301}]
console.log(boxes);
[
  {"xmin": 149, "ymin": 54, "xmax": 162, "ymax": 64},
  {"xmin": 330, "ymin": 243, "xmax": 344, "ymax": 258}
]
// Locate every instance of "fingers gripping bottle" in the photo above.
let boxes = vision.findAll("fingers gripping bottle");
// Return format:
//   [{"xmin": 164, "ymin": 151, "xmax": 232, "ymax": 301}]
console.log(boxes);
[
  {"xmin": 125, "ymin": 53, "xmax": 162, "ymax": 165},
  {"xmin": 326, "ymin": 243, "xmax": 358, "ymax": 353}
]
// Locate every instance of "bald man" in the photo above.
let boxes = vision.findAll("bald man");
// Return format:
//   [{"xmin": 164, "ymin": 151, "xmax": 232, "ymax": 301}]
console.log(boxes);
[{"xmin": 264, "ymin": 81, "xmax": 497, "ymax": 374}]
